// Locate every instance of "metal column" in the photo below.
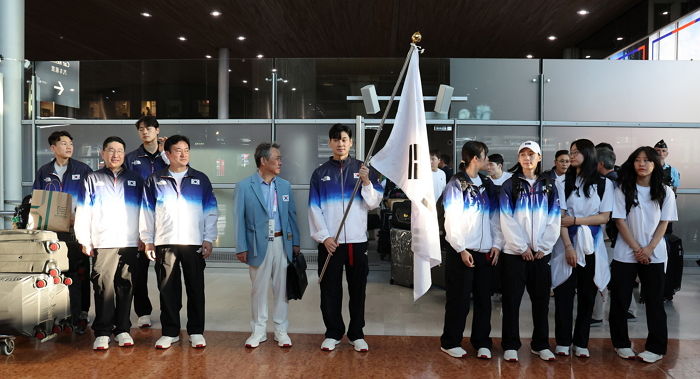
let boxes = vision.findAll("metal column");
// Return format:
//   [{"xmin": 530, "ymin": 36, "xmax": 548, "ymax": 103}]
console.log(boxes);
[{"xmin": 217, "ymin": 48, "xmax": 229, "ymax": 119}]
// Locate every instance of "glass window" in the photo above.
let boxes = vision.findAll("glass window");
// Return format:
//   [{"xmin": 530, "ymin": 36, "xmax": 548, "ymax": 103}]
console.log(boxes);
[
  {"xmin": 213, "ymin": 189, "xmax": 235, "ymax": 249},
  {"xmin": 657, "ymin": 23, "xmax": 678, "ymax": 60},
  {"xmin": 674, "ymin": 194, "xmax": 700, "ymax": 254},
  {"xmin": 677, "ymin": 9, "xmax": 700, "ymax": 60},
  {"xmin": 456, "ymin": 124, "xmax": 539, "ymax": 169}
]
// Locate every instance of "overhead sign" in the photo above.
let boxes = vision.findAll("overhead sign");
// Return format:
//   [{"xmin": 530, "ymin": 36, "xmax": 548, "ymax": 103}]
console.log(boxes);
[{"xmin": 36, "ymin": 61, "xmax": 80, "ymax": 108}]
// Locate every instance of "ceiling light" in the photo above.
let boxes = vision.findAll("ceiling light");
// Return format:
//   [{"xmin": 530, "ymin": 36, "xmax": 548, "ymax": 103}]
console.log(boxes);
[
  {"xmin": 616, "ymin": 36, "xmax": 624, "ymax": 41},
  {"xmin": 283, "ymin": 79, "xmax": 288, "ymax": 83},
  {"xmin": 178, "ymin": 36, "xmax": 187, "ymax": 41},
  {"xmin": 237, "ymin": 36, "xmax": 246, "ymax": 41},
  {"xmin": 228, "ymin": 69, "xmax": 232, "ymax": 72},
  {"xmin": 291, "ymin": 88, "xmax": 297, "ymax": 91},
  {"xmin": 254, "ymin": 87, "xmax": 259, "ymax": 91},
  {"xmin": 577, "ymin": 10, "xmax": 589, "ymax": 16},
  {"xmin": 140, "ymin": 12, "xmax": 152, "ymax": 17},
  {"xmin": 210, "ymin": 10, "xmax": 222, "ymax": 17},
  {"xmin": 242, "ymin": 80, "xmax": 248, "ymax": 84},
  {"xmin": 585, "ymin": 55, "xmax": 591, "ymax": 59},
  {"xmin": 662, "ymin": 11, "xmax": 669, "ymax": 15},
  {"xmin": 271, "ymin": 68, "xmax": 277, "ymax": 73},
  {"xmin": 526, "ymin": 54, "xmax": 533, "ymax": 59},
  {"xmin": 547, "ymin": 35, "xmax": 557, "ymax": 41},
  {"xmin": 205, "ymin": 54, "xmax": 212, "ymax": 59},
  {"xmin": 256, "ymin": 54, "xmax": 264, "ymax": 59}
]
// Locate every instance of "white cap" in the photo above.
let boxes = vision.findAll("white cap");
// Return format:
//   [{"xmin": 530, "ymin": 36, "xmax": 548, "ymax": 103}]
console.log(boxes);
[{"xmin": 518, "ymin": 140, "xmax": 541, "ymax": 155}]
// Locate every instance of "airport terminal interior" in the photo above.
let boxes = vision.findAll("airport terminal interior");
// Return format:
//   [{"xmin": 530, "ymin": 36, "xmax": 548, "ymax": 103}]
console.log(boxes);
[{"xmin": 1, "ymin": 0, "xmax": 700, "ymax": 377}]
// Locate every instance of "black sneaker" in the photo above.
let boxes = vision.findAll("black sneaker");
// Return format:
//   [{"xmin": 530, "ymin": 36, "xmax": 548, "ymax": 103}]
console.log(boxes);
[
  {"xmin": 590, "ymin": 318, "xmax": 602, "ymax": 326},
  {"xmin": 625, "ymin": 311, "xmax": 636, "ymax": 320}
]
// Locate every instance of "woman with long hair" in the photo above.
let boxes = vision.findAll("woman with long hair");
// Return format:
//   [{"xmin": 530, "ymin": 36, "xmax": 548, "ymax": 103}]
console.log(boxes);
[
  {"xmin": 551, "ymin": 139, "xmax": 614, "ymax": 358},
  {"xmin": 499, "ymin": 141, "xmax": 560, "ymax": 362},
  {"xmin": 609, "ymin": 146, "xmax": 677, "ymax": 363}
]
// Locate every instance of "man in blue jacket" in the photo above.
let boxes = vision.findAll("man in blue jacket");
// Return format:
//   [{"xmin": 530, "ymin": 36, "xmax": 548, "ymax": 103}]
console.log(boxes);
[
  {"xmin": 33, "ymin": 130, "xmax": 93, "ymax": 333},
  {"xmin": 139, "ymin": 135, "xmax": 218, "ymax": 350},
  {"xmin": 236, "ymin": 143, "xmax": 300, "ymax": 349}
]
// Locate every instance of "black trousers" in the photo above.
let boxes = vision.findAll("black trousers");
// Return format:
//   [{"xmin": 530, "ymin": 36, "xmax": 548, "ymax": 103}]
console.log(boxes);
[
  {"xmin": 317, "ymin": 242, "xmax": 368, "ymax": 341},
  {"xmin": 441, "ymin": 249, "xmax": 494, "ymax": 350},
  {"xmin": 154, "ymin": 245, "xmax": 206, "ymax": 337},
  {"xmin": 500, "ymin": 253, "xmax": 552, "ymax": 351},
  {"xmin": 609, "ymin": 260, "xmax": 667, "ymax": 355},
  {"xmin": 91, "ymin": 247, "xmax": 138, "ymax": 337},
  {"xmin": 554, "ymin": 254, "xmax": 597, "ymax": 348},
  {"xmin": 132, "ymin": 252, "xmax": 153, "ymax": 317},
  {"xmin": 62, "ymin": 239, "xmax": 91, "ymax": 322}
]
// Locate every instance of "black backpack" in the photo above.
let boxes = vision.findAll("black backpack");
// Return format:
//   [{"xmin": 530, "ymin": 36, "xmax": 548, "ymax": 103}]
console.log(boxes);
[{"xmin": 12, "ymin": 194, "xmax": 32, "ymax": 229}]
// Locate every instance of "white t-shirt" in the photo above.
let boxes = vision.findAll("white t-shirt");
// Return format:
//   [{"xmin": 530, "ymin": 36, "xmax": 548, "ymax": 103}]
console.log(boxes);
[
  {"xmin": 432, "ymin": 169, "xmax": 446, "ymax": 201},
  {"xmin": 525, "ymin": 178, "xmax": 536, "ymax": 187},
  {"xmin": 170, "ymin": 170, "xmax": 187, "ymax": 189},
  {"xmin": 54, "ymin": 163, "xmax": 68, "ymax": 182},
  {"xmin": 612, "ymin": 185, "xmax": 678, "ymax": 263},
  {"xmin": 562, "ymin": 177, "xmax": 614, "ymax": 255},
  {"xmin": 470, "ymin": 174, "xmax": 483, "ymax": 188},
  {"xmin": 490, "ymin": 171, "xmax": 512, "ymax": 186}
]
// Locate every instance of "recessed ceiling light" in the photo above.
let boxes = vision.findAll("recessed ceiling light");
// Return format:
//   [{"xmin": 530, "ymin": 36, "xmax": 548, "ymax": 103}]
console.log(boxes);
[
  {"xmin": 210, "ymin": 10, "xmax": 222, "ymax": 17},
  {"xmin": 271, "ymin": 68, "xmax": 277, "ymax": 73},
  {"xmin": 228, "ymin": 69, "xmax": 232, "ymax": 72},
  {"xmin": 178, "ymin": 36, "xmax": 187, "ymax": 41},
  {"xmin": 291, "ymin": 88, "xmax": 297, "ymax": 91},
  {"xmin": 283, "ymin": 79, "xmax": 288, "ymax": 83},
  {"xmin": 585, "ymin": 55, "xmax": 591, "ymax": 59},
  {"xmin": 242, "ymin": 80, "xmax": 248, "ymax": 84},
  {"xmin": 662, "ymin": 11, "xmax": 669, "ymax": 15},
  {"xmin": 526, "ymin": 54, "xmax": 533, "ymax": 59},
  {"xmin": 547, "ymin": 35, "xmax": 557, "ymax": 41},
  {"xmin": 254, "ymin": 87, "xmax": 259, "ymax": 91},
  {"xmin": 140, "ymin": 12, "xmax": 152, "ymax": 17},
  {"xmin": 205, "ymin": 54, "xmax": 212, "ymax": 59},
  {"xmin": 616, "ymin": 36, "xmax": 624, "ymax": 41},
  {"xmin": 577, "ymin": 10, "xmax": 589, "ymax": 16},
  {"xmin": 256, "ymin": 54, "xmax": 264, "ymax": 59},
  {"xmin": 237, "ymin": 36, "xmax": 246, "ymax": 41}
]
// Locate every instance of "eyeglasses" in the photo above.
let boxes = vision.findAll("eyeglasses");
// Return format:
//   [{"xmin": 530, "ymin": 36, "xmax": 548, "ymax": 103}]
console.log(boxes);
[{"xmin": 105, "ymin": 149, "xmax": 125, "ymax": 155}]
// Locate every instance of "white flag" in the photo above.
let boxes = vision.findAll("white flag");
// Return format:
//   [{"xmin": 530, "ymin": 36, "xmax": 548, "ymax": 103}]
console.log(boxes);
[{"xmin": 371, "ymin": 47, "xmax": 442, "ymax": 300}]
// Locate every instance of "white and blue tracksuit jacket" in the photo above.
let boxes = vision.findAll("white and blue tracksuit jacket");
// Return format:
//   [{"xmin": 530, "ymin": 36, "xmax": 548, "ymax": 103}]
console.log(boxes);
[
  {"xmin": 125, "ymin": 144, "xmax": 168, "ymax": 181},
  {"xmin": 139, "ymin": 167, "xmax": 218, "ymax": 246},
  {"xmin": 499, "ymin": 173, "xmax": 561, "ymax": 256},
  {"xmin": 308, "ymin": 157, "xmax": 383, "ymax": 244},
  {"xmin": 32, "ymin": 158, "xmax": 93, "ymax": 213},
  {"xmin": 74, "ymin": 167, "xmax": 143, "ymax": 250},
  {"xmin": 443, "ymin": 172, "xmax": 504, "ymax": 254}
]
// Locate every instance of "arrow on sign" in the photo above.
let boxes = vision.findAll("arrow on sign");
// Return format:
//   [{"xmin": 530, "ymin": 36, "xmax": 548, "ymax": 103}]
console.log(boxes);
[{"xmin": 53, "ymin": 81, "xmax": 64, "ymax": 95}]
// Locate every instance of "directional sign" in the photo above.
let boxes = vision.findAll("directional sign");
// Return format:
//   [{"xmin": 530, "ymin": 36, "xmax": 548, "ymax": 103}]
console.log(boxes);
[{"xmin": 36, "ymin": 61, "xmax": 80, "ymax": 108}]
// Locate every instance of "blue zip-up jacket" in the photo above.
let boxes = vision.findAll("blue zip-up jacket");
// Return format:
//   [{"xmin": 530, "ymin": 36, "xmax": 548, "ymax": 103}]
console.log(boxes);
[
  {"xmin": 308, "ymin": 157, "xmax": 383, "ymax": 244},
  {"xmin": 499, "ymin": 173, "xmax": 561, "ymax": 256},
  {"xmin": 74, "ymin": 167, "xmax": 143, "ymax": 250},
  {"xmin": 139, "ymin": 167, "xmax": 218, "ymax": 246},
  {"xmin": 125, "ymin": 144, "xmax": 168, "ymax": 181},
  {"xmin": 443, "ymin": 172, "xmax": 504, "ymax": 254},
  {"xmin": 32, "ymin": 158, "xmax": 93, "ymax": 213}
]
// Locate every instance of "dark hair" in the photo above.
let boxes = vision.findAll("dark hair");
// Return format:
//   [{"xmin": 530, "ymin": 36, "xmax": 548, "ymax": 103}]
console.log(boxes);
[
  {"xmin": 555, "ymin": 150, "xmax": 569, "ymax": 159},
  {"xmin": 618, "ymin": 146, "xmax": 666, "ymax": 214},
  {"xmin": 136, "ymin": 115, "xmax": 159, "ymax": 129},
  {"xmin": 254, "ymin": 142, "xmax": 281, "ymax": 168},
  {"xmin": 102, "ymin": 136, "xmax": 126, "ymax": 151},
  {"xmin": 565, "ymin": 139, "xmax": 598, "ymax": 199},
  {"xmin": 596, "ymin": 142, "xmax": 614, "ymax": 151},
  {"xmin": 329, "ymin": 123, "xmax": 352, "ymax": 140},
  {"xmin": 596, "ymin": 146, "xmax": 616, "ymax": 170},
  {"xmin": 461, "ymin": 141, "xmax": 488, "ymax": 167},
  {"xmin": 430, "ymin": 150, "xmax": 441, "ymax": 159},
  {"xmin": 164, "ymin": 135, "xmax": 190, "ymax": 152},
  {"xmin": 48, "ymin": 130, "xmax": 73, "ymax": 146},
  {"xmin": 440, "ymin": 153, "xmax": 451, "ymax": 166},
  {"xmin": 488, "ymin": 153, "xmax": 504, "ymax": 166}
]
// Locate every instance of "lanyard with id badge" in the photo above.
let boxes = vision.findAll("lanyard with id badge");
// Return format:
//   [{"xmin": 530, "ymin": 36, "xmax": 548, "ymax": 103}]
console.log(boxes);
[{"xmin": 267, "ymin": 183, "xmax": 278, "ymax": 241}]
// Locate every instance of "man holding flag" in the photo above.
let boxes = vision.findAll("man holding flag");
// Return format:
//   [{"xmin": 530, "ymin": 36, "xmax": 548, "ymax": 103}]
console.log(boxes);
[{"xmin": 371, "ymin": 46, "xmax": 443, "ymax": 301}]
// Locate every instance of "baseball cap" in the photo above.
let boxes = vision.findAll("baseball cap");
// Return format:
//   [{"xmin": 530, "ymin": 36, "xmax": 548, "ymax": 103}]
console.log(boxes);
[{"xmin": 518, "ymin": 140, "xmax": 541, "ymax": 155}]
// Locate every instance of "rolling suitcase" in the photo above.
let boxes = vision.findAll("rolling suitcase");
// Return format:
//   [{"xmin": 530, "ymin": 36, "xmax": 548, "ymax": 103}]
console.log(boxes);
[
  {"xmin": 664, "ymin": 234, "xmax": 684, "ymax": 300},
  {"xmin": 0, "ymin": 273, "xmax": 72, "ymax": 339},
  {"xmin": 390, "ymin": 228, "xmax": 413, "ymax": 287},
  {"xmin": 0, "ymin": 230, "xmax": 69, "ymax": 275}
]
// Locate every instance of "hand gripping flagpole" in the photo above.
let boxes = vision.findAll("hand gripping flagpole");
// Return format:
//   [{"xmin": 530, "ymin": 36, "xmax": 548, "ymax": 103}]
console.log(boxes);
[{"xmin": 318, "ymin": 32, "xmax": 423, "ymax": 283}]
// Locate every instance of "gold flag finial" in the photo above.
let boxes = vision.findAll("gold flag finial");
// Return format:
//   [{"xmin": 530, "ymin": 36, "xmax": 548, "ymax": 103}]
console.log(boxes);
[{"xmin": 412, "ymin": 32, "xmax": 422, "ymax": 44}]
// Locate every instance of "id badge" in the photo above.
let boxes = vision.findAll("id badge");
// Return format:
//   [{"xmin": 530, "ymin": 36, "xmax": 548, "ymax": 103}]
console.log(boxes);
[{"xmin": 268, "ymin": 219, "xmax": 275, "ymax": 241}]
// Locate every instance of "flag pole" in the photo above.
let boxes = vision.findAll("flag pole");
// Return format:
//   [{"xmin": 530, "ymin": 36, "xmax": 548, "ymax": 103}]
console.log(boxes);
[{"xmin": 318, "ymin": 32, "xmax": 423, "ymax": 283}]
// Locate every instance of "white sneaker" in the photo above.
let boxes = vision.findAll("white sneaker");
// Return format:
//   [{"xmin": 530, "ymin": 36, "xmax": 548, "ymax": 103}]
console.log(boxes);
[
  {"xmin": 574, "ymin": 346, "xmax": 590, "ymax": 358},
  {"xmin": 638, "ymin": 350, "xmax": 663, "ymax": 363},
  {"xmin": 349, "ymin": 338, "xmax": 369, "ymax": 352},
  {"xmin": 93, "ymin": 336, "xmax": 110, "ymax": 350},
  {"xmin": 245, "ymin": 333, "xmax": 267, "ymax": 348},
  {"xmin": 155, "ymin": 335, "xmax": 179, "ymax": 349},
  {"xmin": 274, "ymin": 332, "xmax": 292, "ymax": 348},
  {"xmin": 320, "ymin": 338, "xmax": 341, "ymax": 351},
  {"xmin": 555, "ymin": 345, "xmax": 570, "ymax": 356},
  {"xmin": 441, "ymin": 346, "xmax": 467, "ymax": 358},
  {"xmin": 504, "ymin": 349, "xmax": 519, "ymax": 362},
  {"xmin": 531, "ymin": 349, "xmax": 556, "ymax": 361},
  {"xmin": 115, "ymin": 332, "xmax": 134, "ymax": 347},
  {"xmin": 137, "ymin": 315, "xmax": 152, "ymax": 328},
  {"xmin": 189, "ymin": 334, "xmax": 206, "ymax": 348},
  {"xmin": 615, "ymin": 347, "xmax": 636, "ymax": 359},
  {"xmin": 477, "ymin": 347, "xmax": 492, "ymax": 359}
]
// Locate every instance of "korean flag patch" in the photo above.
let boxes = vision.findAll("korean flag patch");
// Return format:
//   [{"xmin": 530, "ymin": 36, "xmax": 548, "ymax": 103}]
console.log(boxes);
[
  {"xmin": 353, "ymin": 172, "xmax": 360, "ymax": 179},
  {"xmin": 72, "ymin": 174, "xmax": 81, "ymax": 180},
  {"xmin": 282, "ymin": 195, "xmax": 289, "ymax": 202},
  {"xmin": 133, "ymin": 160, "xmax": 141, "ymax": 165},
  {"xmin": 191, "ymin": 178, "xmax": 200, "ymax": 185},
  {"xmin": 127, "ymin": 180, "xmax": 136, "ymax": 187}
]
